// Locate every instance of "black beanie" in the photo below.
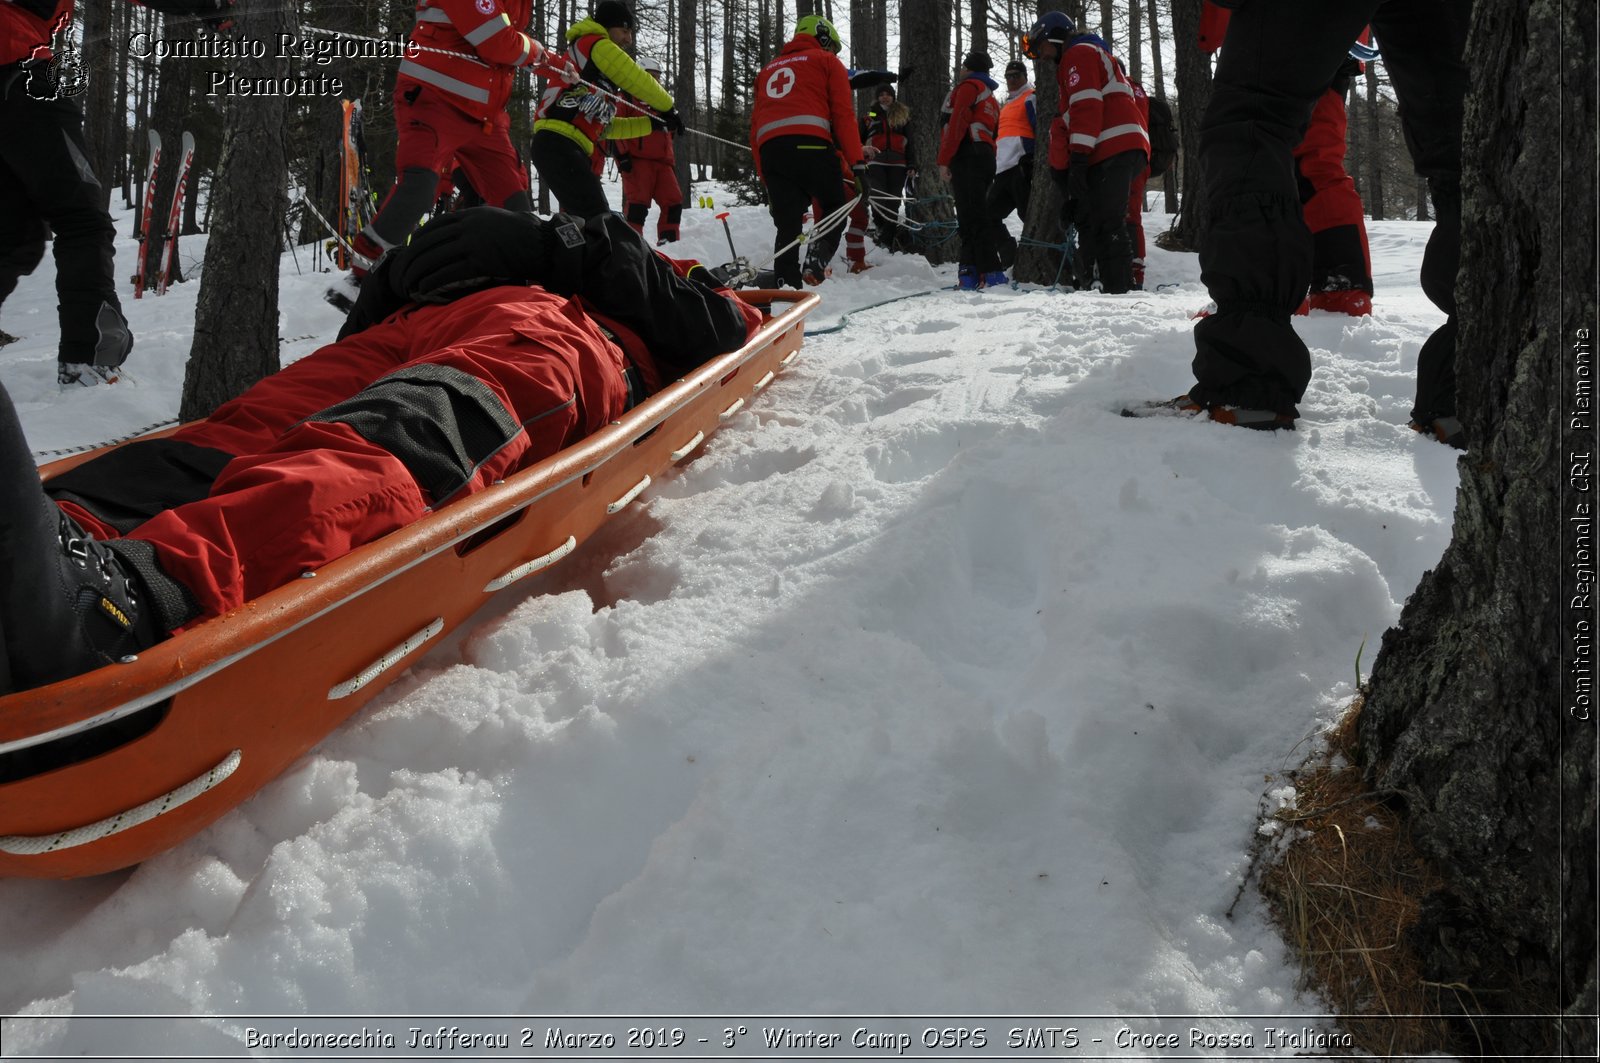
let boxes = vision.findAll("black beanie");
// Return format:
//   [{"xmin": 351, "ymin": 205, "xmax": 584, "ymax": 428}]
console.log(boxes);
[
  {"xmin": 1005, "ymin": 59, "xmax": 1027, "ymax": 78},
  {"xmin": 877, "ymin": 83, "xmax": 896, "ymax": 99},
  {"xmin": 593, "ymin": 1, "xmax": 635, "ymax": 29},
  {"xmin": 963, "ymin": 50, "xmax": 992, "ymax": 73}
]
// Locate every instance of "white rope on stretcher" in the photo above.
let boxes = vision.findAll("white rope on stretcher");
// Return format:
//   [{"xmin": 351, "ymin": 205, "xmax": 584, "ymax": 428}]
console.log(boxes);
[
  {"xmin": 328, "ymin": 617, "xmax": 444, "ymax": 700},
  {"xmin": 484, "ymin": 535, "xmax": 578, "ymax": 592},
  {"xmin": 0, "ymin": 749, "xmax": 241, "ymax": 856}
]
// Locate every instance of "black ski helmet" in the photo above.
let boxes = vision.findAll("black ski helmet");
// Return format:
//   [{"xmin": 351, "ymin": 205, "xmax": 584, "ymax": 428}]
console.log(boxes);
[{"xmin": 1024, "ymin": 11, "xmax": 1077, "ymax": 58}]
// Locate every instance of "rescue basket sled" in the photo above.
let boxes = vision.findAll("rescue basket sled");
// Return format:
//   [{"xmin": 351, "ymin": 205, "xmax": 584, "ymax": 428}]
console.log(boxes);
[{"xmin": 0, "ymin": 290, "xmax": 818, "ymax": 879}]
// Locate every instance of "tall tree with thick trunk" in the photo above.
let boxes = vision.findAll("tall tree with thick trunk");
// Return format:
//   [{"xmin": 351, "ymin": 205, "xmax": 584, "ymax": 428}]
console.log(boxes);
[
  {"xmin": 1160, "ymin": 0, "xmax": 1210, "ymax": 250},
  {"xmin": 178, "ymin": 0, "xmax": 292, "ymax": 420},
  {"xmin": 1357, "ymin": 0, "xmax": 1596, "ymax": 1055},
  {"xmin": 899, "ymin": 0, "xmax": 958, "ymax": 267},
  {"xmin": 1014, "ymin": 0, "xmax": 1073, "ymax": 285}
]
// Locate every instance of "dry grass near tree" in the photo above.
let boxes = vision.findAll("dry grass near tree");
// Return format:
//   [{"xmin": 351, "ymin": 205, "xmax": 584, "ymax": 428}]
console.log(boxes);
[{"xmin": 1257, "ymin": 699, "xmax": 1481, "ymax": 1058}]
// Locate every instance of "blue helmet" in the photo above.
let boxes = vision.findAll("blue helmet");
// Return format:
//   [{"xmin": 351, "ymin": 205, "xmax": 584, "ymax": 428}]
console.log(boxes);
[{"xmin": 1024, "ymin": 11, "xmax": 1077, "ymax": 58}]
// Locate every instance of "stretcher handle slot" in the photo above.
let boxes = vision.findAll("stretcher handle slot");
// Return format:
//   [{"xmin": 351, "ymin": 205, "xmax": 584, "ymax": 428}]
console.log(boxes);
[
  {"xmin": 0, "ymin": 749, "xmax": 241, "ymax": 856},
  {"xmin": 484, "ymin": 535, "xmax": 578, "ymax": 592},
  {"xmin": 719, "ymin": 398, "xmax": 746, "ymax": 422},
  {"xmin": 328, "ymin": 618, "xmax": 444, "ymax": 700},
  {"xmin": 669, "ymin": 431, "xmax": 705, "ymax": 462},
  {"xmin": 607, "ymin": 475, "xmax": 652, "ymax": 514}
]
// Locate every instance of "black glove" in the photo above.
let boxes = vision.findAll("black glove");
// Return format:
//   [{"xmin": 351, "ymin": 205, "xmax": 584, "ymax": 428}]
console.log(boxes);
[
  {"xmin": 852, "ymin": 163, "xmax": 869, "ymax": 200},
  {"xmin": 1067, "ymin": 153, "xmax": 1091, "ymax": 201},
  {"xmin": 615, "ymin": 155, "xmax": 633, "ymax": 173},
  {"xmin": 336, "ymin": 254, "xmax": 407, "ymax": 341},
  {"xmin": 391, "ymin": 207, "xmax": 549, "ymax": 304},
  {"xmin": 651, "ymin": 107, "xmax": 684, "ymax": 134}
]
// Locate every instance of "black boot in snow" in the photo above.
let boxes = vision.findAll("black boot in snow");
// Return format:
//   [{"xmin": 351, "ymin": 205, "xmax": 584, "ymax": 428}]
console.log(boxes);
[{"xmin": 0, "ymin": 383, "xmax": 164, "ymax": 693}]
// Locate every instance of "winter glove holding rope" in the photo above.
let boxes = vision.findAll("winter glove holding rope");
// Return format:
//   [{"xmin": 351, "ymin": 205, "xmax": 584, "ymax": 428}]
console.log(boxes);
[
  {"xmin": 852, "ymin": 163, "xmax": 869, "ymax": 201},
  {"xmin": 531, "ymin": 44, "xmax": 581, "ymax": 86},
  {"xmin": 651, "ymin": 108, "xmax": 685, "ymax": 134}
]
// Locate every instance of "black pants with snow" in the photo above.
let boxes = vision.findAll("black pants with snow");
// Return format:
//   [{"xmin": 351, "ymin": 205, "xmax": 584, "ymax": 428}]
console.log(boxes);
[
  {"xmin": 1190, "ymin": 0, "xmax": 1467, "ymax": 418},
  {"xmin": 867, "ymin": 161, "xmax": 908, "ymax": 251},
  {"xmin": 531, "ymin": 130, "xmax": 612, "ymax": 220},
  {"xmin": 759, "ymin": 136, "xmax": 850, "ymax": 288},
  {"xmin": 0, "ymin": 67, "xmax": 127, "ymax": 366},
  {"xmin": 1075, "ymin": 149, "xmax": 1145, "ymax": 295},
  {"xmin": 949, "ymin": 145, "xmax": 998, "ymax": 275},
  {"xmin": 986, "ymin": 155, "xmax": 1032, "ymax": 270}
]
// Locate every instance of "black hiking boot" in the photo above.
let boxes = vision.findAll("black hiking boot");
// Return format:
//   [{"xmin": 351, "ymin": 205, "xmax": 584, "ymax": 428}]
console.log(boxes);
[{"xmin": 0, "ymin": 384, "xmax": 165, "ymax": 693}]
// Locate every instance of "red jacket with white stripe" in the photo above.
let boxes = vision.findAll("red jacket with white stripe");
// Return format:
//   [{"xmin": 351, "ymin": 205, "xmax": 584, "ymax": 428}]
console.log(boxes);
[
  {"xmin": 1056, "ymin": 35, "xmax": 1148, "ymax": 165},
  {"xmin": 399, "ymin": 0, "xmax": 553, "ymax": 121},
  {"xmin": 936, "ymin": 72, "xmax": 999, "ymax": 167},
  {"xmin": 750, "ymin": 35, "xmax": 864, "ymax": 174}
]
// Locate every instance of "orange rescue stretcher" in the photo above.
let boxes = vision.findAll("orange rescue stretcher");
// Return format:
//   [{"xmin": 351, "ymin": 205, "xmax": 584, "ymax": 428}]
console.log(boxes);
[{"xmin": 0, "ymin": 290, "xmax": 818, "ymax": 879}]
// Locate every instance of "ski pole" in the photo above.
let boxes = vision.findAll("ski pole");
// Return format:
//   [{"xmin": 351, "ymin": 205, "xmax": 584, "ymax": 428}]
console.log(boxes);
[{"xmin": 715, "ymin": 212, "xmax": 739, "ymax": 261}]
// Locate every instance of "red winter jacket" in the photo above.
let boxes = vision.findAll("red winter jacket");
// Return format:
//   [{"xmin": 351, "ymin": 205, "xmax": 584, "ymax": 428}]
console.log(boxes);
[
  {"xmin": 613, "ymin": 95, "xmax": 677, "ymax": 166},
  {"xmin": 399, "ymin": 0, "xmax": 556, "ymax": 121},
  {"xmin": 1057, "ymin": 36, "xmax": 1149, "ymax": 164},
  {"xmin": 936, "ymin": 72, "xmax": 999, "ymax": 166},
  {"xmin": 750, "ymin": 35, "xmax": 864, "ymax": 173},
  {"xmin": 860, "ymin": 105, "xmax": 915, "ymax": 168}
]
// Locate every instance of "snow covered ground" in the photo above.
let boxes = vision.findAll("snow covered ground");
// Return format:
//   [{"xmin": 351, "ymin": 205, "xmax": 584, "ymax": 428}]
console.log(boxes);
[{"xmin": 0, "ymin": 181, "xmax": 1459, "ymax": 1058}]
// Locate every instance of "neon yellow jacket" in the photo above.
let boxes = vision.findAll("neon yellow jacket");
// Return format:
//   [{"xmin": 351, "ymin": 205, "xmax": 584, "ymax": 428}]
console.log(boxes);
[{"xmin": 535, "ymin": 18, "xmax": 675, "ymax": 154}]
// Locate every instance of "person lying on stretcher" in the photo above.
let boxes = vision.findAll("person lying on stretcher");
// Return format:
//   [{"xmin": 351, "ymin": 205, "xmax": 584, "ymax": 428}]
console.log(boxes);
[{"xmin": 0, "ymin": 209, "xmax": 763, "ymax": 696}]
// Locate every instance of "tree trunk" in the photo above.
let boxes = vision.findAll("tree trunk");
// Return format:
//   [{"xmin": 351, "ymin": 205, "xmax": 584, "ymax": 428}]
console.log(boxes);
[
  {"xmin": 969, "ymin": 0, "xmax": 987, "ymax": 55},
  {"xmin": 78, "ymin": 0, "xmax": 116, "ymax": 212},
  {"xmin": 1013, "ymin": 0, "xmax": 1074, "ymax": 285},
  {"xmin": 1161, "ymin": 0, "xmax": 1211, "ymax": 250},
  {"xmin": 1358, "ymin": 0, "xmax": 1597, "ymax": 1056},
  {"xmin": 1363, "ymin": 59, "xmax": 1385, "ymax": 220},
  {"xmin": 899, "ymin": 0, "xmax": 958, "ymax": 267},
  {"xmin": 1146, "ymin": 0, "xmax": 1177, "ymax": 213},
  {"xmin": 1126, "ymin": 0, "xmax": 1142, "ymax": 84},
  {"xmin": 678, "ymin": 0, "xmax": 698, "ymax": 198},
  {"xmin": 179, "ymin": 0, "xmax": 292, "ymax": 421}
]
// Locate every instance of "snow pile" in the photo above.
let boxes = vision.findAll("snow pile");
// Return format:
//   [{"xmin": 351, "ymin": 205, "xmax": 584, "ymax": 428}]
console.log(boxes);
[{"xmin": 0, "ymin": 185, "xmax": 1458, "ymax": 1053}]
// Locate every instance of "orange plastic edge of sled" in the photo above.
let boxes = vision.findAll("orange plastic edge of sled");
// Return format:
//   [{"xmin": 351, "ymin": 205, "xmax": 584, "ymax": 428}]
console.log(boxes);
[{"xmin": 0, "ymin": 290, "xmax": 818, "ymax": 879}]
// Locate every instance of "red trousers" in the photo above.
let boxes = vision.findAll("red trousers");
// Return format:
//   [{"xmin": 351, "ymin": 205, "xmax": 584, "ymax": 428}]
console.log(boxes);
[
  {"xmin": 621, "ymin": 159, "xmax": 684, "ymax": 242},
  {"xmin": 64, "ymin": 287, "xmax": 627, "ymax": 624}
]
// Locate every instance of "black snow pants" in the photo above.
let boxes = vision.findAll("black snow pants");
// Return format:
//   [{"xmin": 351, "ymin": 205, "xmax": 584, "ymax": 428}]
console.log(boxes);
[
  {"xmin": 0, "ymin": 66, "xmax": 129, "ymax": 367},
  {"xmin": 1075, "ymin": 148, "xmax": 1145, "ymax": 295},
  {"xmin": 949, "ymin": 143, "xmax": 998, "ymax": 275},
  {"xmin": 531, "ymin": 130, "xmax": 612, "ymax": 220},
  {"xmin": 1189, "ymin": 0, "xmax": 1468, "ymax": 418},
  {"xmin": 986, "ymin": 154, "xmax": 1033, "ymax": 270},
  {"xmin": 759, "ymin": 136, "xmax": 850, "ymax": 288}
]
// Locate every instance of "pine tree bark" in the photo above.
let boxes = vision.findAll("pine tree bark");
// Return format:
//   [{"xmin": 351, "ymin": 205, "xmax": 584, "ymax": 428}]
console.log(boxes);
[
  {"xmin": 1014, "ymin": 0, "xmax": 1075, "ymax": 284},
  {"xmin": 1161, "ymin": 0, "xmax": 1211, "ymax": 250},
  {"xmin": 1146, "ymin": 0, "xmax": 1177, "ymax": 213},
  {"xmin": 1363, "ymin": 59, "xmax": 1385, "ymax": 219},
  {"xmin": 898, "ymin": 0, "xmax": 958, "ymax": 267},
  {"xmin": 78, "ymin": 0, "xmax": 116, "ymax": 212},
  {"xmin": 1358, "ymin": 0, "xmax": 1597, "ymax": 1055},
  {"xmin": 178, "ymin": 0, "xmax": 292, "ymax": 420}
]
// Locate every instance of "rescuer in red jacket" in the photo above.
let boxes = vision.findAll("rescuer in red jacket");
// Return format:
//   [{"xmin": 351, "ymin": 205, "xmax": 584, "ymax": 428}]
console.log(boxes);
[
  {"xmin": 0, "ymin": 0, "xmax": 232, "ymax": 386},
  {"xmin": 612, "ymin": 56, "xmax": 685, "ymax": 245},
  {"xmin": 0, "ymin": 210, "xmax": 761, "ymax": 694},
  {"xmin": 351, "ymin": 0, "xmax": 578, "ymax": 275},
  {"xmin": 1025, "ymin": 12, "xmax": 1148, "ymax": 294},
  {"xmin": 1200, "ymin": 1, "xmax": 1374, "ymax": 315},
  {"xmin": 750, "ymin": 14, "xmax": 865, "ymax": 288},
  {"xmin": 936, "ymin": 51, "xmax": 1002, "ymax": 289}
]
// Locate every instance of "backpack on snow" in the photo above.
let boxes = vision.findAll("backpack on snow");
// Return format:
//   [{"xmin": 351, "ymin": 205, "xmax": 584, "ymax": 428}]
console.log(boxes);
[{"xmin": 1146, "ymin": 96, "xmax": 1178, "ymax": 179}]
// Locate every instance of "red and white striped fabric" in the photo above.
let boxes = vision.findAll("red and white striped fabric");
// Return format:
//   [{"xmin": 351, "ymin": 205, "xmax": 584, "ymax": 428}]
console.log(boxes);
[{"xmin": 1057, "ymin": 39, "xmax": 1149, "ymax": 164}]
